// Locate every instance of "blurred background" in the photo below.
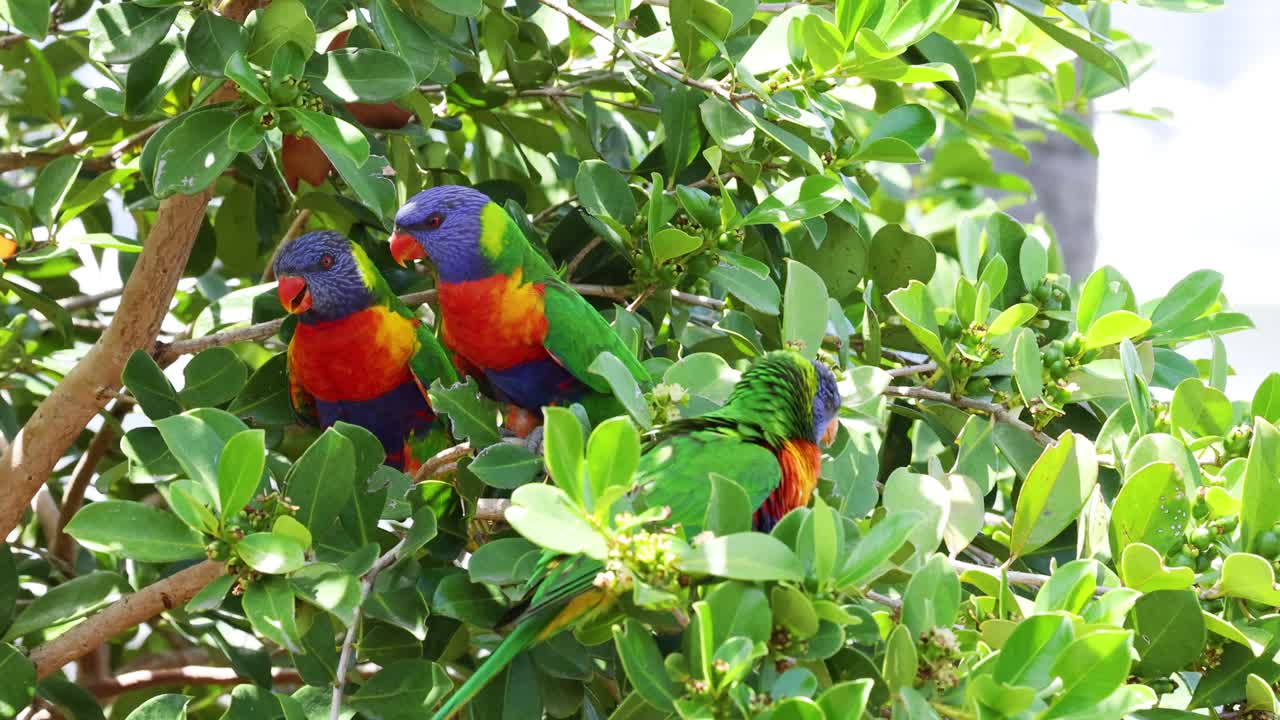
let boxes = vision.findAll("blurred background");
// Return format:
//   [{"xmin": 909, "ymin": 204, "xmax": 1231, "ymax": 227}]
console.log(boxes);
[{"xmin": 1025, "ymin": 0, "xmax": 1276, "ymax": 399}]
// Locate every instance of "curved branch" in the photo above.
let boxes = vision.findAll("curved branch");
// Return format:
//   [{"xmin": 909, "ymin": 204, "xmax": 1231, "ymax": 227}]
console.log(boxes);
[
  {"xmin": 87, "ymin": 663, "xmax": 380, "ymax": 700},
  {"xmin": 29, "ymin": 561, "xmax": 227, "ymax": 679}
]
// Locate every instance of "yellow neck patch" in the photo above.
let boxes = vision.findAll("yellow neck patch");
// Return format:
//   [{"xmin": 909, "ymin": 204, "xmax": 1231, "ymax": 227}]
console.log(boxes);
[{"xmin": 480, "ymin": 203, "xmax": 508, "ymax": 261}]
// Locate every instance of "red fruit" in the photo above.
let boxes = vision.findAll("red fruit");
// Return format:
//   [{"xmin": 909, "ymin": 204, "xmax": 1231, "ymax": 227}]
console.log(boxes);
[
  {"xmin": 326, "ymin": 31, "xmax": 414, "ymax": 130},
  {"xmin": 282, "ymin": 134, "xmax": 332, "ymax": 192}
]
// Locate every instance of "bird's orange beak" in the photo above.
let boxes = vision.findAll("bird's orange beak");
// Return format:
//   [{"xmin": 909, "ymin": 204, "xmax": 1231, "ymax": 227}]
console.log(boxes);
[
  {"xmin": 390, "ymin": 230, "xmax": 425, "ymax": 267},
  {"xmin": 820, "ymin": 417, "xmax": 839, "ymax": 447},
  {"xmin": 277, "ymin": 275, "xmax": 312, "ymax": 314}
]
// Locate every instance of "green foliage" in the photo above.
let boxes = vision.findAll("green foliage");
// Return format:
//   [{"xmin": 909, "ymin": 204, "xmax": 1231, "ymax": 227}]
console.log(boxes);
[{"xmin": 0, "ymin": 0, "xmax": 1265, "ymax": 718}]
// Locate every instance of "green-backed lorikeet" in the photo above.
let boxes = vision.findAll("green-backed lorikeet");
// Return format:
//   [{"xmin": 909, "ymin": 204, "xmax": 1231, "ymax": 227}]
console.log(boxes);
[
  {"xmin": 426, "ymin": 350, "xmax": 841, "ymax": 719},
  {"xmin": 274, "ymin": 231, "xmax": 457, "ymax": 473},
  {"xmin": 388, "ymin": 186, "xmax": 649, "ymax": 432}
]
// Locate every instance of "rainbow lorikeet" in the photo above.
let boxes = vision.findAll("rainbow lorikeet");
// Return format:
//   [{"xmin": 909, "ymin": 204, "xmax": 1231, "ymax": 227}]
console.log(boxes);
[
  {"xmin": 427, "ymin": 350, "xmax": 841, "ymax": 720},
  {"xmin": 388, "ymin": 186, "xmax": 649, "ymax": 430},
  {"xmin": 274, "ymin": 231, "xmax": 457, "ymax": 472}
]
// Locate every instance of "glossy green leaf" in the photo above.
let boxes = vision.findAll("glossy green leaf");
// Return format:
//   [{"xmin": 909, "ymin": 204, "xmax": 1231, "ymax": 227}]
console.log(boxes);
[
  {"xmin": 64, "ymin": 501, "xmax": 206, "ymax": 562},
  {"xmin": 1010, "ymin": 431, "xmax": 1097, "ymax": 557}
]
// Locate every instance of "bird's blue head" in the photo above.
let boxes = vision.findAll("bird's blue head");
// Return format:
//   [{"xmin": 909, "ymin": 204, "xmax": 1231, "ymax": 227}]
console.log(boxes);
[
  {"xmin": 811, "ymin": 359, "xmax": 840, "ymax": 446},
  {"xmin": 389, "ymin": 185, "xmax": 495, "ymax": 282},
  {"xmin": 273, "ymin": 231, "xmax": 376, "ymax": 324}
]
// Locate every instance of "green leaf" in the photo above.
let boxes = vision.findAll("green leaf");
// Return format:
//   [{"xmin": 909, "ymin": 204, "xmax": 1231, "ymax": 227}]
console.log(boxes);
[
  {"xmin": 351, "ymin": 660, "xmax": 453, "ymax": 719},
  {"xmin": 224, "ymin": 50, "xmax": 270, "ymax": 105},
  {"xmin": 588, "ymin": 351, "xmax": 653, "ymax": 429},
  {"xmin": 243, "ymin": 578, "xmax": 302, "ymax": 652},
  {"xmin": 156, "ymin": 412, "xmax": 225, "ymax": 502},
  {"xmin": 371, "ymin": 0, "xmax": 442, "ymax": 82},
  {"xmin": 186, "ymin": 11, "xmax": 247, "ymax": 77},
  {"xmin": 236, "ymin": 532, "xmax": 306, "ymax": 575},
  {"xmin": 543, "ymin": 406, "xmax": 585, "ymax": 504},
  {"xmin": 650, "ymin": 228, "xmax": 701, "ymax": 265},
  {"xmin": 286, "ymin": 107, "xmax": 370, "ymax": 167},
  {"xmin": 901, "ymin": 554, "xmax": 960, "ymax": 637},
  {"xmin": 1131, "ymin": 589, "xmax": 1205, "ymax": 677},
  {"xmin": 741, "ymin": 176, "xmax": 848, "ymax": 227},
  {"xmin": 88, "ymin": 4, "xmax": 180, "ymax": 63},
  {"xmin": 152, "ymin": 109, "xmax": 240, "ymax": 196},
  {"xmin": 662, "ymin": 86, "xmax": 702, "ymax": 178},
  {"xmin": 1220, "ymin": 553, "xmax": 1280, "ymax": 605},
  {"xmin": 125, "ymin": 40, "xmax": 188, "ymax": 119},
  {"xmin": 428, "ymin": 0, "xmax": 481, "ymax": 16},
  {"xmin": 680, "ymin": 533, "xmax": 804, "ymax": 581},
  {"xmin": 64, "ymin": 501, "xmax": 206, "ymax": 562},
  {"xmin": 1077, "ymin": 266, "xmax": 1136, "ymax": 332},
  {"xmin": 1241, "ymin": 420, "xmax": 1280, "ymax": 556},
  {"xmin": 1010, "ymin": 431, "xmax": 1098, "ymax": 556},
  {"xmin": 987, "ymin": 303, "xmax": 1038, "ymax": 336},
  {"xmin": 772, "ymin": 584, "xmax": 819, "ymax": 638},
  {"xmin": 1084, "ymin": 310, "xmax": 1151, "ymax": 350},
  {"xmin": 167, "ymin": 479, "xmax": 219, "ymax": 536},
  {"xmin": 124, "ymin": 350, "xmax": 182, "ymax": 420},
  {"xmin": 883, "ymin": 624, "xmax": 919, "ymax": 692},
  {"xmin": 576, "ymin": 160, "xmax": 636, "ymax": 225},
  {"xmin": 700, "ymin": 98, "xmax": 755, "ymax": 153},
  {"xmin": 886, "ymin": 280, "xmax": 944, "ymax": 363},
  {"xmin": 217, "ymin": 429, "xmax": 265, "ymax": 521},
  {"xmin": 506, "ymin": 484, "xmax": 608, "ymax": 559},
  {"xmin": 613, "ymin": 619, "xmax": 676, "ymax": 711},
  {"xmin": 229, "ymin": 353, "xmax": 294, "ymax": 426},
  {"xmin": 181, "ymin": 347, "xmax": 248, "ymax": 408},
  {"xmin": 703, "ymin": 473, "xmax": 753, "ymax": 536},
  {"xmin": 670, "ymin": 0, "xmax": 732, "ymax": 77},
  {"xmin": 1119, "ymin": 543, "xmax": 1195, "ymax": 593},
  {"xmin": 469, "ymin": 442, "xmax": 540, "ymax": 489},
  {"xmin": 882, "ymin": 0, "xmax": 961, "ymax": 49},
  {"xmin": 1008, "ymin": 2, "xmax": 1128, "ymax": 87},
  {"xmin": 283, "ymin": 428, "xmax": 355, "ymax": 535},
  {"xmin": 321, "ymin": 48, "xmax": 416, "ymax": 103},
  {"xmin": 32, "ymin": 154, "xmax": 81, "ymax": 227},
  {"xmin": 247, "ymin": 0, "xmax": 315, "ymax": 65},
  {"xmin": 586, "ymin": 416, "xmax": 641, "ymax": 502},
  {"xmin": 1149, "ymin": 270, "xmax": 1223, "ymax": 335},
  {"xmin": 121, "ymin": 694, "xmax": 190, "ymax": 720},
  {"xmin": 1032, "ymin": 559, "xmax": 1097, "ymax": 614},
  {"xmin": 1109, "ymin": 462, "xmax": 1187, "ymax": 557},
  {"xmin": 993, "ymin": 613, "xmax": 1074, "ymax": 688},
  {"xmin": 783, "ymin": 259, "xmax": 830, "ymax": 358},
  {"xmin": 428, "ymin": 378, "xmax": 501, "ymax": 448},
  {"xmin": 4, "ymin": 571, "xmax": 123, "ymax": 640},
  {"xmin": 707, "ymin": 259, "xmax": 781, "ymax": 315},
  {"xmin": 1169, "ymin": 378, "xmax": 1232, "ymax": 438},
  {"xmin": 0, "ymin": 0, "xmax": 49, "ymax": 40},
  {"xmin": 1014, "ymin": 328, "xmax": 1043, "ymax": 406},
  {"xmin": 1043, "ymin": 630, "xmax": 1133, "ymax": 718},
  {"xmin": 838, "ymin": 510, "xmax": 922, "ymax": 588},
  {"xmin": 870, "ymin": 224, "xmax": 936, "ymax": 291}
]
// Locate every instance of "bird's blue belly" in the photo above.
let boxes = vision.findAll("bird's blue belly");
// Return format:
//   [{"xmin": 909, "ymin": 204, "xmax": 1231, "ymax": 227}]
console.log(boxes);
[
  {"xmin": 485, "ymin": 358, "xmax": 585, "ymax": 412},
  {"xmin": 316, "ymin": 379, "xmax": 434, "ymax": 470}
]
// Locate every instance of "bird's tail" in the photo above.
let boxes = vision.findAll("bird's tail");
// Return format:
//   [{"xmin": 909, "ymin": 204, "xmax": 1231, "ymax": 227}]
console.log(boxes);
[{"xmin": 429, "ymin": 610, "xmax": 552, "ymax": 720}]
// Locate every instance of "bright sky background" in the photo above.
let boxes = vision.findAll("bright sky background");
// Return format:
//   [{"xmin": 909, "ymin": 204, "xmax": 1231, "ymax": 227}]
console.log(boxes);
[{"xmin": 1095, "ymin": 0, "xmax": 1279, "ymax": 399}]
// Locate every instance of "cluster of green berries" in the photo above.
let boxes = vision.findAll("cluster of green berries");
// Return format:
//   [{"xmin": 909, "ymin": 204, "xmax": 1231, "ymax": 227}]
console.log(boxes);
[
  {"xmin": 915, "ymin": 627, "xmax": 961, "ymax": 691},
  {"xmin": 1168, "ymin": 512, "xmax": 1238, "ymax": 573},
  {"xmin": 1023, "ymin": 278, "xmax": 1069, "ymax": 312},
  {"xmin": 768, "ymin": 625, "xmax": 808, "ymax": 658},
  {"xmin": 938, "ymin": 317, "xmax": 1000, "ymax": 395},
  {"xmin": 1224, "ymin": 422, "xmax": 1254, "ymax": 459},
  {"xmin": 648, "ymin": 383, "xmax": 690, "ymax": 423},
  {"xmin": 206, "ymin": 492, "xmax": 299, "ymax": 593}
]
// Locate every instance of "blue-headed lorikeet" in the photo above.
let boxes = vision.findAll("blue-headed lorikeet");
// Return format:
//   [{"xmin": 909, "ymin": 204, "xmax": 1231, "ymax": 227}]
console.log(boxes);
[
  {"xmin": 388, "ymin": 186, "xmax": 649, "ymax": 432},
  {"xmin": 426, "ymin": 350, "xmax": 842, "ymax": 719},
  {"xmin": 274, "ymin": 231, "xmax": 457, "ymax": 472}
]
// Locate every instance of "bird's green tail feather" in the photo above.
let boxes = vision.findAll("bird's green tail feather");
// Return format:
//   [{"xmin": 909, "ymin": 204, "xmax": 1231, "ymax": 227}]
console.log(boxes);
[{"xmin": 429, "ymin": 611, "xmax": 553, "ymax": 720}]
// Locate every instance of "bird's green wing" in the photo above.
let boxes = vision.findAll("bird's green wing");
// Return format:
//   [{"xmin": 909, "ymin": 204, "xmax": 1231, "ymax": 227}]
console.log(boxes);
[
  {"xmin": 540, "ymin": 278, "xmax": 650, "ymax": 392},
  {"xmin": 410, "ymin": 320, "xmax": 458, "ymax": 390},
  {"xmin": 634, "ymin": 430, "xmax": 781, "ymax": 535}
]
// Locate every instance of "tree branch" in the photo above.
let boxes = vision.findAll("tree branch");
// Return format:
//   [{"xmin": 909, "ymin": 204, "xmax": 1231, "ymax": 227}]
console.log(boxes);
[
  {"xmin": 51, "ymin": 406, "xmax": 125, "ymax": 561},
  {"xmin": 881, "ymin": 384, "xmax": 1056, "ymax": 446},
  {"xmin": 475, "ymin": 498, "xmax": 510, "ymax": 523},
  {"xmin": 332, "ymin": 538, "xmax": 411, "ymax": 720},
  {"xmin": 0, "ymin": 0, "xmax": 259, "ymax": 543},
  {"xmin": 412, "ymin": 442, "xmax": 472, "ymax": 484},
  {"xmin": 29, "ymin": 561, "xmax": 227, "ymax": 679},
  {"xmin": 87, "ymin": 663, "xmax": 380, "ymax": 700}
]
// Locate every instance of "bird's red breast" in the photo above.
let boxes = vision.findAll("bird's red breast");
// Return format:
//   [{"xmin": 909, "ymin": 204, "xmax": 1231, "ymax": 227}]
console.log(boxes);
[
  {"xmin": 289, "ymin": 306, "xmax": 417, "ymax": 402},
  {"xmin": 755, "ymin": 439, "xmax": 822, "ymax": 528},
  {"xmin": 436, "ymin": 268, "xmax": 550, "ymax": 371}
]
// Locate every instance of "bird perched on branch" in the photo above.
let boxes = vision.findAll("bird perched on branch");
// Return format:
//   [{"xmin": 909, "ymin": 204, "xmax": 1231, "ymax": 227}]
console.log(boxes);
[
  {"xmin": 274, "ymin": 230, "xmax": 457, "ymax": 472},
  {"xmin": 425, "ymin": 350, "xmax": 842, "ymax": 720},
  {"xmin": 389, "ymin": 185, "xmax": 649, "ymax": 435}
]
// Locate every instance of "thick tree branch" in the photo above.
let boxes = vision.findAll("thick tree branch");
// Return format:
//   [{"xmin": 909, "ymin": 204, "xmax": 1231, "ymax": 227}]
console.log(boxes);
[
  {"xmin": 29, "ymin": 561, "xmax": 227, "ymax": 679},
  {"xmin": 0, "ymin": 1, "xmax": 259, "ymax": 543}
]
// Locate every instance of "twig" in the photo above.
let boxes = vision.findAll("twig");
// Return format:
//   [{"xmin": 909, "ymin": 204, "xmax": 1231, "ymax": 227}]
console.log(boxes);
[
  {"xmin": 517, "ymin": 88, "xmax": 658, "ymax": 113},
  {"xmin": 887, "ymin": 363, "xmax": 937, "ymax": 378},
  {"xmin": 950, "ymin": 559, "xmax": 1109, "ymax": 596},
  {"xmin": 475, "ymin": 498, "xmax": 510, "ymax": 522},
  {"xmin": 51, "ymin": 407, "xmax": 125, "ymax": 560},
  {"xmin": 865, "ymin": 589, "xmax": 902, "ymax": 609},
  {"xmin": 881, "ymin": 385, "xmax": 1056, "ymax": 446},
  {"xmin": 669, "ymin": 288, "xmax": 725, "ymax": 311},
  {"xmin": 627, "ymin": 285, "xmax": 656, "ymax": 313},
  {"xmin": 0, "ymin": 121, "xmax": 164, "ymax": 174},
  {"xmin": 536, "ymin": 0, "xmax": 749, "ymax": 103},
  {"xmin": 87, "ymin": 663, "xmax": 380, "ymax": 700},
  {"xmin": 641, "ymin": 0, "xmax": 819, "ymax": 10},
  {"xmin": 412, "ymin": 442, "xmax": 472, "ymax": 484},
  {"xmin": 261, "ymin": 209, "xmax": 313, "ymax": 283},
  {"xmin": 532, "ymin": 195, "xmax": 578, "ymax": 224},
  {"xmin": 564, "ymin": 237, "xmax": 602, "ymax": 280},
  {"xmin": 28, "ymin": 561, "xmax": 227, "ymax": 679},
  {"xmin": 332, "ymin": 538, "xmax": 411, "ymax": 720},
  {"xmin": 62, "ymin": 288, "xmax": 125, "ymax": 312}
]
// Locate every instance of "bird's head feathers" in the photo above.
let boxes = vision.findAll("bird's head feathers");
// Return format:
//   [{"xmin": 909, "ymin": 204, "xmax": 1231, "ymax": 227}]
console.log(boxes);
[
  {"xmin": 273, "ymin": 231, "xmax": 381, "ymax": 323},
  {"xmin": 391, "ymin": 185, "xmax": 515, "ymax": 282},
  {"xmin": 721, "ymin": 350, "xmax": 842, "ymax": 447}
]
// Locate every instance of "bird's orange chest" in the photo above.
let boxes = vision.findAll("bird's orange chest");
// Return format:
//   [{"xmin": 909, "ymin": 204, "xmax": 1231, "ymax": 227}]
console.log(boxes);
[
  {"xmin": 437, "ymin": 269, "xmax": 549, "ymax": 371},
  {"xmin": 289, "ymin": 307, "xmax": 417, "ymax": 402},
  {"xmin": 774, "ymin": 440, "xmax": 822, "ymax": 510}
]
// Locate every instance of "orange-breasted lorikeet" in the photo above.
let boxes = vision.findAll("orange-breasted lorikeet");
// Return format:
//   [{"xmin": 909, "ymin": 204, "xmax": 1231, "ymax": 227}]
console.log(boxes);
[
  {"xmin": 274, "ymin": 231, "xmax": 457, "ymax": 472},
  {"xmin": 425, "ymin": 350, "xmax": 841, "ymax": 720},
  {"xmin": 388, "ymin": 186, "xmax": 649, "ymax": 427}
]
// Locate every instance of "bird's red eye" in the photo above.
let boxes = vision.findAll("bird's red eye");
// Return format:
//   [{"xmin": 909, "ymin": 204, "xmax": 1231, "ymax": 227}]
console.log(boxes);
[
  {"xmin": 320, "ymin": 254, "xmax": 334, "ymax": 269},
  {"xmin": 426, "ymin": 213, "xmax": 444, "ymax": 230}
]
